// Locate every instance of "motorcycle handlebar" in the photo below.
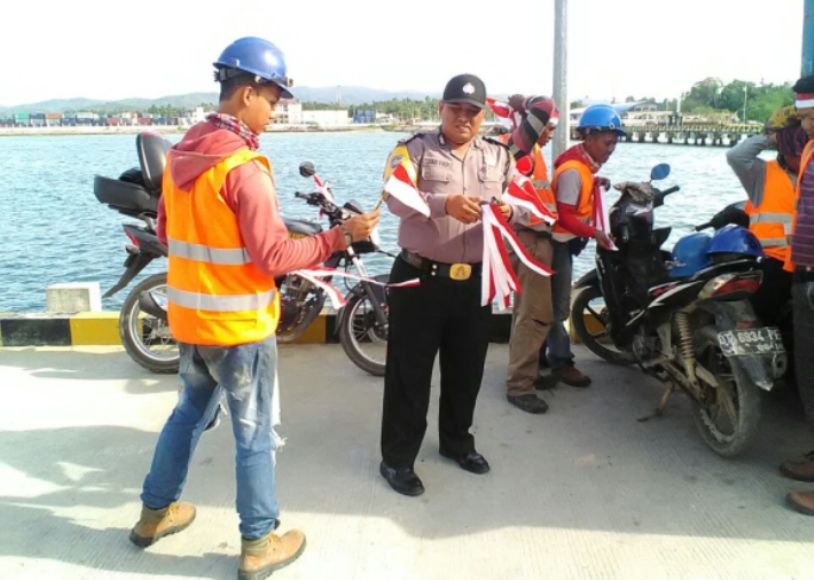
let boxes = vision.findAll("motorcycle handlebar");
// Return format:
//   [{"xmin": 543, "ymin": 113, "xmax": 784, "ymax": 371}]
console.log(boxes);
[{"xmin": 661, "ymin": 186, "xmax": 680, "ymax": 196}]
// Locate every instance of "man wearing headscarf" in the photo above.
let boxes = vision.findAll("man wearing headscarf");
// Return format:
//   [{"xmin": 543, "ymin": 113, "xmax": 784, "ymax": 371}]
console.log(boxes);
[
  {"xmin": 778, "ymin": 74, "xmax": 814, "ymax": 516},
  {"xmin": 496, "ymin": 95, "xmax": 562, "ymax": 413}
]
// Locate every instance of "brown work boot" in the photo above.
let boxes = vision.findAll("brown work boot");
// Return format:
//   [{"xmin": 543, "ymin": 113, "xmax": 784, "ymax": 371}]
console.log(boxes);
[
  {"xmin": 786, "ymin": 490, "xmax": 814, "ymax": 515},
  {"xmin": 779, "ymin": 451, "xmax": 814, "ymax": 482},
  {"xmin": 554, "ymin": 365, "xmax": 592, "ymax": 388},
  {"xmin": 129, "ymin": 502, "xmax": 196, "ymax": 548},
  {"xmin": 238, "ymin": 529, "xmax": 306, "ymax": 580}
]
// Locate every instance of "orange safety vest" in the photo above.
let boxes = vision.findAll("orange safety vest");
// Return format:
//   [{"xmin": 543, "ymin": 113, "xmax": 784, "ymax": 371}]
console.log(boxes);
[
  {"xmin": 498, "ymin": 135, "xmax": 558, "ymax": 226},
  {"xmin": 552, "ymin": 159, "xmax": 594, "ymax": 242},
  {"xmin": 744, "ymin": 160, "xmax": 796, "ymax": 263},
  {"xmin": 784, "ymin": 139, "xmax": 814, "ymax": 272},
  {"xmin": 163, "ymin": 149, "xmax": 280, "ymax": 346}
]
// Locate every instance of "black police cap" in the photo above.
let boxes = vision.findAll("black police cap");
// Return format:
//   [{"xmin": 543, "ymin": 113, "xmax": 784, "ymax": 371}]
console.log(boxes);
[{"xmin": 442, "ymin": 74, "xmax": 486, "ymax": 109}]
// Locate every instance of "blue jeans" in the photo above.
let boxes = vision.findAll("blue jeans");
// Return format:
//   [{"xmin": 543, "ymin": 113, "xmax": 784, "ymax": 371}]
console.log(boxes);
[
  {"xmin": 548, "ymin": 240, "xmax": 575, "ymax": 370},
  {"xmin": 141, "ymin": 335, "xmax": 280, "ymax": 540}
]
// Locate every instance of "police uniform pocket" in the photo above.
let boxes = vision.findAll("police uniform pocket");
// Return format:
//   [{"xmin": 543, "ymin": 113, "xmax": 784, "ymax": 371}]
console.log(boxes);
[
  {"xmin": 478, "ymin": 166, "xmax": 502, "ymax": 183},
  {"xmin": 421, "ymin": 165, "xmax": 451, "ymax": 183}
]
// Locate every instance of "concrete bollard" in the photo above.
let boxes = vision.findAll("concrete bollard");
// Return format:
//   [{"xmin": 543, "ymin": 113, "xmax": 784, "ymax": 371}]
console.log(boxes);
[{"xmin": 46, "ymin": 282, "xmax": 102, "ymax": 314}]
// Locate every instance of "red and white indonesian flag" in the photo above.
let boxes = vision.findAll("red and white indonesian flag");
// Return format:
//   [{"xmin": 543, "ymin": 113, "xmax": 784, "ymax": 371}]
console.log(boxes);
[
  {"xmin": 313, "ymin": 174, "xmax": 335, "ymax": 203},
  {"xmin": 481, "ymin": 203, "xmax": 553, "ymax": 308},
  {"xmin": 796, "ymin": 92, "xmax": 814, "ymax": 109},
  {"xmin": 593, "ymin": 185, "xmax": 619, "ymax": 251},
  {"xmin": 502, "ymin": 174, "xmax": 557, "ymax": 225},
  {"xmin": 384, "ymin": 161, "xmax": 430, "ymax": 217},
  {"xmin": 292, "ymin": 268, "xmax": 420, "ymax": 310},
  {"xmin": 487, "ymin": 97, "xmax": 522, "ymax": 130}
]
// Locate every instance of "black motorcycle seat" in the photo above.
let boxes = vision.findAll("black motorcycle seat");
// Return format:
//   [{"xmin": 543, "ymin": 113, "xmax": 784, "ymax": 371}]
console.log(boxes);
[
  {"xmin": 137, "ymin": 132, "xmax": 171, "ymax": 195},
  {"xmin": 94, "ymin": 174, "xmax": 157, "ymax": 214}
]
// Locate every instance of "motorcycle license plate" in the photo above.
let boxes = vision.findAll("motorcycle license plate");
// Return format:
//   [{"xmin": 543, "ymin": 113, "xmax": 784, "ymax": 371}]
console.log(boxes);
[{"xmin": 717, "ymin": 327, "xmax": 785, "ymax": 357}]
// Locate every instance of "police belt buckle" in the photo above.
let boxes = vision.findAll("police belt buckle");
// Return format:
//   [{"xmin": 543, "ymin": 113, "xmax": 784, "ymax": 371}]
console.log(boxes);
[{"xmin": 449, "ymin": 263, "xmax": 472, "ymax": 281}]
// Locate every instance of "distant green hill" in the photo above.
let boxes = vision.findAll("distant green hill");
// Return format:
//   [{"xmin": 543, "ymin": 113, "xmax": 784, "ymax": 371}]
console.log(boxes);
[{"xmin": 0, "ymin": 87, "xmax": 438, "ymax": 114}]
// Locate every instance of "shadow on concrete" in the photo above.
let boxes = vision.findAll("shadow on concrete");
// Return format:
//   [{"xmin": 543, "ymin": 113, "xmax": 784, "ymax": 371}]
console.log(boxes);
[{"xmin": 1, "ymin": 345, "xmax": 813, "ymax": 578}]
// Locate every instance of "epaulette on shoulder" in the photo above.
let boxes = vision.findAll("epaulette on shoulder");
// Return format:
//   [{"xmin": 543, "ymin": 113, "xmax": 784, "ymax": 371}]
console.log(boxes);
[
  {"xmin": 482, "ymin": 135, "xmax": 510, "ymax": 149},
  {"xmin": 397, "ymin": 132, "xmax": 423, "ymax": 145}
]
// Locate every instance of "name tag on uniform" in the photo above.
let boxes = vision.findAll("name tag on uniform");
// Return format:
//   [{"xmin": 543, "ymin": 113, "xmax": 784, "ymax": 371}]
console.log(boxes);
[{"xmin": 449, "ymin": 263, "xmax": 472, "ymax": 281}]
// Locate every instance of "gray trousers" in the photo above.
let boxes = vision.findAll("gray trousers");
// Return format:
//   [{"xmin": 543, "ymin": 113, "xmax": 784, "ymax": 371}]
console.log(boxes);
[{"xmin": 547, "ymin": 240, "xmax": 576, "ymax": 370}]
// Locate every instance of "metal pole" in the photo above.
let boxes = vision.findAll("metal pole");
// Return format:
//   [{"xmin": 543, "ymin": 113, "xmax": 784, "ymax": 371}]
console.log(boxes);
[
  {"xmin": 742, "ymin": 86, "xmax": 748, "ymax": 123},
  {"xmin": 552, "ymin": 0, "xmax": 568, "ymax": 159},
  {"xmin": 803, "ymin": 0, "xmax": 814, "ymax": 76}
]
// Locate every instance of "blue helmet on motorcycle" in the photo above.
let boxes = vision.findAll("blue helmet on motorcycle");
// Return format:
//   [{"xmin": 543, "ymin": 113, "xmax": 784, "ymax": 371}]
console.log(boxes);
[
  {"xmin": 668, "ymin": 232, "xmax": 713, "ymax": 278},
  {"xmin": 577, "ymin": 104, "xmax": 627, "ymax": 138},
  {"xmin": 214, "ymin": 37, "xmax": 294, "ymax": 99},
  {"xmin": 707, "ymin": 224, "xmax": 764, "ymax": 261}
]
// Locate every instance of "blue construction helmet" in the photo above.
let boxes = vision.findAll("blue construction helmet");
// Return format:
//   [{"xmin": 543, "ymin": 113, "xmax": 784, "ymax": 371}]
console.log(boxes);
[
  {"xmin": 214, "ymin": 37, "xmax": 294, "ymax": 98},
  {"xmin": 707, "ymin": 224, "xmax": 764, "ymax": 260},
  {"xmin": 577, "ymin": 104, "xmax": 627, "ymax": 137},
  {"xmin": 668, "ymin": 232, "xmax": 713, "ymax": 278}
]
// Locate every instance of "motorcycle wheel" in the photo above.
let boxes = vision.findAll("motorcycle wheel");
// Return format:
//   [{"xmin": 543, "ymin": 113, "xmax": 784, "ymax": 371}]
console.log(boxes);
[
  {"xmin": 119, "ymin": 273, "xmax": 179, "ymax": 374},
  {"xmin": 570, "ymin": 285, "xmax": 635, "ymax": 364},
  {"xmin": 276, "ymin": 274, "xmax": 325, "ymax": 344},
  {"xmin": 692, "ymin": 344, "xmax": 761, "ymax": 457},
  {"xmin": 339, "ymin": 291, "xmax": 387, "ymax": 376}
]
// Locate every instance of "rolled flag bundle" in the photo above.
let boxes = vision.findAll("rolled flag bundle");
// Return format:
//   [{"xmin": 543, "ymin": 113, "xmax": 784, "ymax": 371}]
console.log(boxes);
[
  {"xmin": 481, "ymin": 203, "xmax": 553, "ymax": 308},
  {"xmin": 502, "ymin": 173, "xmax": 557, "ymax": 225},
  {"xmin": 383, "ymin": 160, "xmax": 430, "ymax": 217}
]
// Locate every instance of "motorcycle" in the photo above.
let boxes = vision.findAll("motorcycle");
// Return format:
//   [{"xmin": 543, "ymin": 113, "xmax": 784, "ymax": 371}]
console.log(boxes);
[
  {"xmin": 570, "ymin": 164, "xmax": 787, "ymax": 456},
  {"xmin": 94, "ymin": 132, "xmax": 391, "ymax": 376}
]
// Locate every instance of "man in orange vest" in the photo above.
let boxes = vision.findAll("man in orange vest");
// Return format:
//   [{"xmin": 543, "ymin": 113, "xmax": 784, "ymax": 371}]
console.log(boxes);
[
  {"xmin": 725, "ymin": 106, "xmax": 805, "ymax": 326},
  {"xmin": 778, "ymin": 75, "xmax": 814, "ymax": 516},
  {"xmin": 548, "ymin": 104, "xmax": 618, "ymax": 388},
  {"xmin": 501, "ymin": 95, "xmax": 561, "ymax": 414},
  {"xmin": 128, "ymin": 37, "xmax": 379, "ymax": 578}
]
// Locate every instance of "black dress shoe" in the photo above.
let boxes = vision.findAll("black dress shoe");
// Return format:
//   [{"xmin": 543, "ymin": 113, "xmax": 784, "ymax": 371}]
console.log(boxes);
[
  {"xmin": 379, "ymin": 461, "xmax": 425, "ymax": 496},
  {"xmin": 439, "ymin": 449, "xmax": 490, "ymax": 474},
  {"xmin": 507, "ymin": 393, "xmax": 549, "ymax": 414}
]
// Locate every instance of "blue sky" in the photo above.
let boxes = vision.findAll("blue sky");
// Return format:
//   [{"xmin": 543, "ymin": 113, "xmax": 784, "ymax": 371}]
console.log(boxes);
[{"xmin": 0, "ymin": 0, "xmax": 805, "ymax": 106}]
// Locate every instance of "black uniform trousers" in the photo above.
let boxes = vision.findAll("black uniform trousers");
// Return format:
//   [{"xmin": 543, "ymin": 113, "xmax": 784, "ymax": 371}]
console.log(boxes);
[{"xmin": 381, "ymin": 256, "xmax": 491, "ymax": 468}]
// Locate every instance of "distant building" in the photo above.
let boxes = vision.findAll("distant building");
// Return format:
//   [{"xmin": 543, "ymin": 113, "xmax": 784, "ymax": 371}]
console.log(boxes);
[
  {"xmin": 300, "ymin": 110, "xmax": 351, "ymax": 127},
  {"xmin": 352, "ymin": 109, "xmax": 376, "ymax": 123},
  {"xmin": 273, "ymin": 100, "xmax": 303, "ymax": 124}
]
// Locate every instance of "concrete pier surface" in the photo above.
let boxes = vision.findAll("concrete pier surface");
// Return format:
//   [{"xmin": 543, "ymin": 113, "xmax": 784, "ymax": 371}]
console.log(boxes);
[{"xmin": 1, "ymin": 344, "xmax": 813, "ymax": 580}]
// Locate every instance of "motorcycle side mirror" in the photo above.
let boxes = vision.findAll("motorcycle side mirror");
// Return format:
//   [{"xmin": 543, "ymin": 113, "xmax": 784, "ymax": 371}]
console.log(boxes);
[
  {"xmin": 650, "ymin": 163, "xmax": 671, "ymax": 181},
  {"xmin": 299, "ymin": 161, "xmax": 316, "ymax": 178}
]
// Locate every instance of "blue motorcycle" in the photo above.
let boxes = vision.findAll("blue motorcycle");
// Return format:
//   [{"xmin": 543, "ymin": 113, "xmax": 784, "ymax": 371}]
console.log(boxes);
[{"xmin": 571, "ymin": 164, "xmax": 786, "ymax": 457}]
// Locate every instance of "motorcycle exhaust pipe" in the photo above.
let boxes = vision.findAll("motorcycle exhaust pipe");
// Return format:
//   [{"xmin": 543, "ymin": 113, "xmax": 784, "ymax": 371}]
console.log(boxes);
[{"xmin": 138, "ymin": 291, "xmax": 168, "ymax": 321}]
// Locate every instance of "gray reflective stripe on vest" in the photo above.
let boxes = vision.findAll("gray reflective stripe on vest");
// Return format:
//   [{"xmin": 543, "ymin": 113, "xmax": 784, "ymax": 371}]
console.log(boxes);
[
  {"xmin": 759, "ymin": 236, "xmax": 789, "ymax": 248},
  {"xmin": 750, "ymin": 212, "xmax": 793, "ymax": 230},
  {"xmin": 168, "ymin": 239, "xmax": 252, "ymax": 265},
  {"xmin": 167, "ymin": 287, "xmax": 275, "ymax": 312}
]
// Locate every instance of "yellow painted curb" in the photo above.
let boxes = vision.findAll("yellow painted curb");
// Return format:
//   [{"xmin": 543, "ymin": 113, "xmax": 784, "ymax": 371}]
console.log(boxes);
[
  {"xmin": 69, "ymin": 312, "xmax": 121, "ymax": 345},
  {"xmin": 289, "ymin": 314, "xmax": 327, "ymax": 344}
]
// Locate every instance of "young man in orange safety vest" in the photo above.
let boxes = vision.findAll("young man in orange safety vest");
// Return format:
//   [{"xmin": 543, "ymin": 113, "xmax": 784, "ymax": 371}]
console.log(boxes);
[
  {"xmin": 128, "ymin": 37, "xmax": 379, "ymax": 579},
  {"xmin": 547, "ymin": 104, "xmax": 619, "ymax": 388}
]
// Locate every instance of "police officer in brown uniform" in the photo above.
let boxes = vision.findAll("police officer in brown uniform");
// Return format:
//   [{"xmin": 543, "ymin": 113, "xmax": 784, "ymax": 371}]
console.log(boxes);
[{"xmin": 379, "ymin": 74, "xmax": 517, "ymax": 496}]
